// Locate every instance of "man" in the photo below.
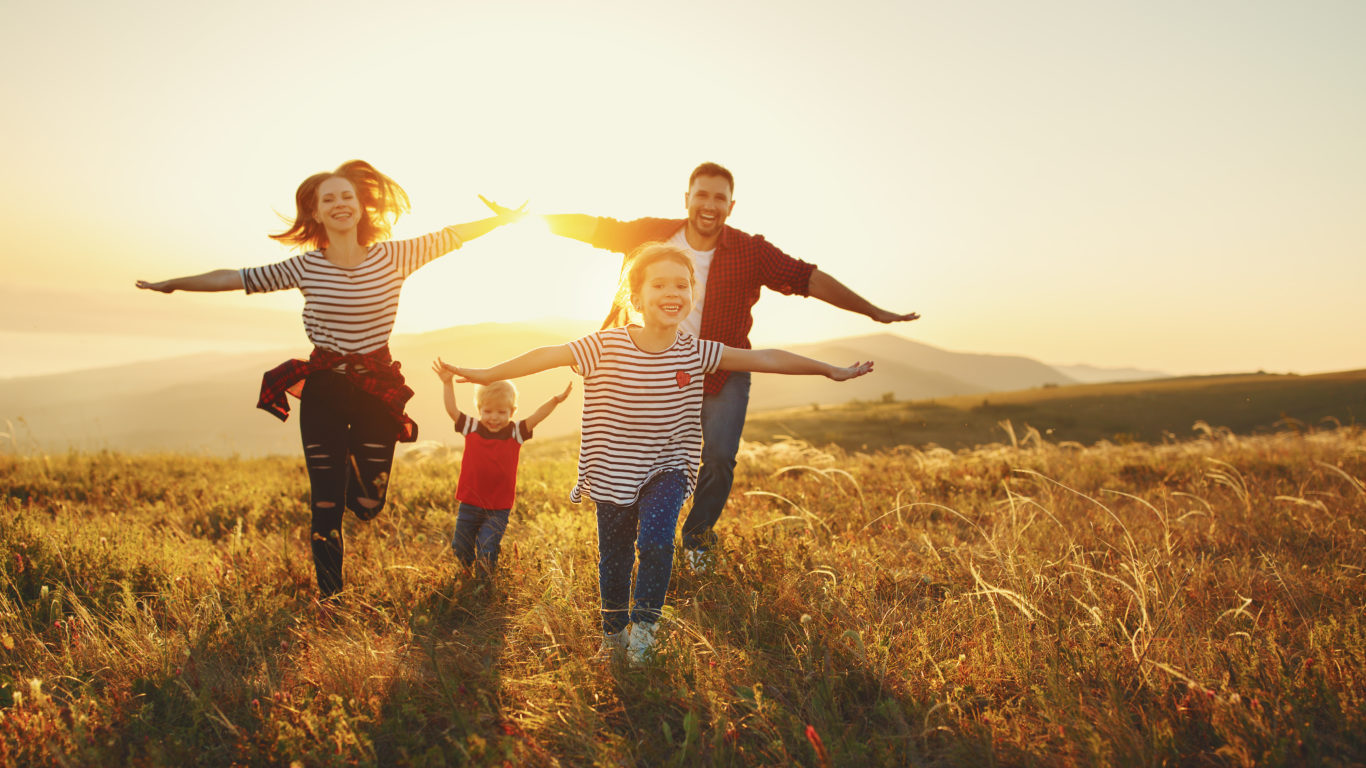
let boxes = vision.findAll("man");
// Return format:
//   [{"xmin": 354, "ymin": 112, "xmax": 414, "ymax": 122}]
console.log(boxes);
[{"xmin": 486, "ymin": 162, "xmax": 919, "ymax": 570}]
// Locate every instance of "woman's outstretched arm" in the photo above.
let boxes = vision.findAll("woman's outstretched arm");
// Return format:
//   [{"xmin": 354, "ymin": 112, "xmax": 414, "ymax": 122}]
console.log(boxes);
[
  {"xmin": 445, "ymin": 203, "xmax": 528, "ymax": 245},
  {"xmin": 136, "ymin": 270, "xmax": 245, "ymax": 293}
]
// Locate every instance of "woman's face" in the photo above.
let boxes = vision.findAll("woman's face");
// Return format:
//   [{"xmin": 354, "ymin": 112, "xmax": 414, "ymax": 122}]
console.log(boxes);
[{"xmin": 314, "ymin": 177, "xmax": 361, "ymax": 233}]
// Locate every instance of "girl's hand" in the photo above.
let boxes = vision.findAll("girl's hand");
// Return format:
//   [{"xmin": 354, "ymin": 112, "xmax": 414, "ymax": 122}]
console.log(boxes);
[
  {"xmin": 431, "ymin": 358, "xmax": 455, "ymax": 383},
  {"xmin": 553, "ymin": 381, "xmax": 573, "ymax": 403},
  {"xmin": 440, "ymin": 360, "xmax": 493, "ymax": 385},
  {"xmin": 828, "ymin": 360, "xmax": 874, "ymax": 381},
  {"xmin": 136, "ymin": 279, "xmax": 175, "ymax": 293}
]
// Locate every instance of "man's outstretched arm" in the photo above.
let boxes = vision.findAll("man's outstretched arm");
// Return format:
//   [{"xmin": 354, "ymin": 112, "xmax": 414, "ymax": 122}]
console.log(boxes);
[
  {"xmin": 807, "ymin": 269, "xmax": 920, "ymax": 324},
  {"xmin": 542, "ymin": 214, "xmax": 599, "ymax": 244}
]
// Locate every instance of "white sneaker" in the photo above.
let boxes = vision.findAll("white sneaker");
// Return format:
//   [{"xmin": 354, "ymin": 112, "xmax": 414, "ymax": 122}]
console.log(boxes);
[
  {"xmin": 684, "ymin": 548, "xmax": 710, "ymax": 575},
  {"xmin": 597, "ymin": 627, "xmax": 630, "ymax": 661},
  {"xmin": 627, "ymin": 621, "xmax": 659, "ymax": 665}
]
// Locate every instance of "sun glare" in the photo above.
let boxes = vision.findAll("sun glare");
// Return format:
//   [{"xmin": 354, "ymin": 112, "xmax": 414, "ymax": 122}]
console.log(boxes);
[{"xmin": 393, "ymin": 215, "xmax": 622, "ymax": 336}]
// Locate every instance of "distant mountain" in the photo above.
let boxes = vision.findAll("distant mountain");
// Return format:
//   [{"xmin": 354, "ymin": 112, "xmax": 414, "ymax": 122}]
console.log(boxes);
[
  {"xmin": 749, "ymin": 334, "xmax": 1077, "ymax": 410},
  {"xmin": 1048, "ymin": 363, "xmax": 1171, "ymax": 384},
  {"xmin": 3, "ymin": 325, "xmax": 1080, "ymax": 456}
]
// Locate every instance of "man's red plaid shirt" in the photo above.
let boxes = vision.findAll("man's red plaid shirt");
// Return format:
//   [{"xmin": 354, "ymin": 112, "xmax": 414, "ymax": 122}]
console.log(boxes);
[{"xmin": 591, "ymin": 217, "xmax": 817, "ymax": 396}]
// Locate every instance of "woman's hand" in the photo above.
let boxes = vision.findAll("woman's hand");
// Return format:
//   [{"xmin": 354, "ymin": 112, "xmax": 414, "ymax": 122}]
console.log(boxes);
[
  {"xmin": 135, "ymin": 279, "xmax": 176, "ymax": 293},
  {"xmin": 478, "ymin": 195, "xmax": 529, "ymax": 222},
  {"xmin": 134, "ymin": 270, "xmax": 243, "ymax": 293},
  {"xmin": 827, "ymin": 360, "xmax": 875, "ymax": 381}
]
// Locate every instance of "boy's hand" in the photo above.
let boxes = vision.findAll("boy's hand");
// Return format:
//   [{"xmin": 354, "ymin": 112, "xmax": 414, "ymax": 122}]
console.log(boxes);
[
  {"xmin": 431, "ymin": 358, "xmax": 455, "ymax": 383},
  {"xmin": 552, "ymin": 381, "xmax": 573, "ymax": 403},
  {"xmin": 828, "ymin": 360, "xmax": 874, "ymax": 381}
]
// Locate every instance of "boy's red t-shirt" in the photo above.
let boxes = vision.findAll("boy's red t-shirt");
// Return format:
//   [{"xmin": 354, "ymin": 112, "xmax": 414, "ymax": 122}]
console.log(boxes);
[{"xmin": 453, "ymin": 414, "xmax": 531, "ymax": 510}]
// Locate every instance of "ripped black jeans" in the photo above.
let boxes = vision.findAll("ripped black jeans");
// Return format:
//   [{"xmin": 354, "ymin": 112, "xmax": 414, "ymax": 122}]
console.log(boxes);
[{"xmin": 299, "ymin": 370, "xmax": 399, "ymax": 597}]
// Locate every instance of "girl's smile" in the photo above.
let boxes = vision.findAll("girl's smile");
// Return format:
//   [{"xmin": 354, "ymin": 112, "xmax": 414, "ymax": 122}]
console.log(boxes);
[{"xmin": 634, "ymin": 260, "xmax": 694, "ymax": 330}]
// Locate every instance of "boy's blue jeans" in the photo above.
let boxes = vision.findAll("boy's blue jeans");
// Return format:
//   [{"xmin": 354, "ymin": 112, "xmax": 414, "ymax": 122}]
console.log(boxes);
[
  {"xmin": 452, "ymin": 502, "xmax": 511, "ymax": 571},
  {"xmin": 594, "ymin": 470, "xmax": 688, "ymax": 634},
  {"xmin": 681, "ymin": 371, "xmax": 750, "ymax": 553}
]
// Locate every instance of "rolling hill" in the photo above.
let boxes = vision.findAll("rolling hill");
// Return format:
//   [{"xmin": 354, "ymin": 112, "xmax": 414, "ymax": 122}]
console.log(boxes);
[{"xmin": 2, "ymin": 326, "xmax": 1086, "ymax": 455}]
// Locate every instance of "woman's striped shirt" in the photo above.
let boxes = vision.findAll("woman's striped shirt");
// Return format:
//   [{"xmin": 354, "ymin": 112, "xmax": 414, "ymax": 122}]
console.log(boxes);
[
  {"xmin": 240, "ymin": 228, "xmax": 463, "ymax": 354},
  {"xmin": 568, "ymin": 327, "xmax": 724, "ymax": 506}
]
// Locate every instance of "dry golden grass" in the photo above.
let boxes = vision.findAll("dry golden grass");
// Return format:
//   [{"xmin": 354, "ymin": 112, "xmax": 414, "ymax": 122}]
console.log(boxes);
[{"xmin": 1, "ymin": 427, "xmax": 1364, "ymax": 766}]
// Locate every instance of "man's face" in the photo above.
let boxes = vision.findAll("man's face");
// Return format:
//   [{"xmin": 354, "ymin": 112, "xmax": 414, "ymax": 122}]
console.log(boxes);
[{"xmin": 684, "ymin": 175, "xmax": 735, "ymax": 240}]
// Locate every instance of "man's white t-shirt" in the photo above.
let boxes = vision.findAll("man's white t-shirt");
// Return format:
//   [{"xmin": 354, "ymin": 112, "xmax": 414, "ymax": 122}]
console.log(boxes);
[{"xmin": 669, "ymin": 227, "xmax": 714, "ymax": 339}]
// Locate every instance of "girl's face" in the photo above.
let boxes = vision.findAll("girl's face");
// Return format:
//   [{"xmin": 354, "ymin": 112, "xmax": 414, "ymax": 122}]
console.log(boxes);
[
  {"xmin": 632, "ymin": 259, "xmax": 694, "ymax": 330},
  {"xmin": 314, "ymin": 176, "xmax": 361, "ymax": 234}
]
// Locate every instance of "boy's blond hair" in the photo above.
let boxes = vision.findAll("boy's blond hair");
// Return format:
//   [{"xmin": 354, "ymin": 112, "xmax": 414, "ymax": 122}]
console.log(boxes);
[{"xmin": 474, "ymin": 380, "xmax": 518, "ymax": 409}]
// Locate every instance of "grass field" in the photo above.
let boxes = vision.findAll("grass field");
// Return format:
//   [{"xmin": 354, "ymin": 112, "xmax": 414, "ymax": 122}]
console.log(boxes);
[
  {"xmin": 2, "ymin": 424, "xmax": 1365, "ymax": 766},
  {"xmin": 744, "ymin": 369, "xmax": 1366, "ymax": 453}
]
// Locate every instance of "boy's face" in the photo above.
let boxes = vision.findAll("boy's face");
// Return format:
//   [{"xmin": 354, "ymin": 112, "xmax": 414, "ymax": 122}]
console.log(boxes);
[{"xmin": 477, "ymin": 399, "xmax": 515, "ymax": 431}]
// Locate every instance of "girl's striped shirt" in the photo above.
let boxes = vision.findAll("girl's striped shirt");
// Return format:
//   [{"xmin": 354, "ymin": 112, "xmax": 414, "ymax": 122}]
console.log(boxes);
[
  {"xmin": 568, "ymin": 327, "xmax": 724, "ymax": 506},
  {"xmin": 240, "ymin": 228, "xmax": 463, "ymax": 354}
]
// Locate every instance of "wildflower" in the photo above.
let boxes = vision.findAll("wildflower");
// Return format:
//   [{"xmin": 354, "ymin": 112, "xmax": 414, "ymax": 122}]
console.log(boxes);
[{"xmin": 805, "ymin": 725, "xmax": 830, "ymax": 768}]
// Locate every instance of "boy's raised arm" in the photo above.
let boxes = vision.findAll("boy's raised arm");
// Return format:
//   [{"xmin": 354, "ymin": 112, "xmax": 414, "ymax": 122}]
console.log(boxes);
[
  {"xmin": 719, "ymin": 347, "xmax": 874, "ymax": 381},
  {"xmin": 431, "ymin": 359, "xmax": 464, "ymax": 422},
  {"xmin": 443, "ymin": 344, "xmax": 576, "ymax": 385},
  {"xmin": 524, "ymin": 382, "xmax": 573, "ymax": 430}
]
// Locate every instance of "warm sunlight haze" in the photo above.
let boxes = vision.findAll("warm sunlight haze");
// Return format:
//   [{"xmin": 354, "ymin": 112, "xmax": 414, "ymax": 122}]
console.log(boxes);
[
  {"xmin": 2, "ymin": 0, "xmax": 1364, "ymax": 381},
  {"xmin": 4, "ymin": 5, "xmax": 1366, "ymax": 765}
]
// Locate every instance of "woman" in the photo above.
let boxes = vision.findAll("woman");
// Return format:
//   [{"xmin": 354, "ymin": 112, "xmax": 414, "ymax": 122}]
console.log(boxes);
[{"xmin": 138, "ymin": 160, "xmax": 521, "ymax": 598}]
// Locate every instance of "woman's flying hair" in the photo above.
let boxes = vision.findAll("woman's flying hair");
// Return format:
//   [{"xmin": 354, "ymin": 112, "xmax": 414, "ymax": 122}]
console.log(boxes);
[{"xmin": 270, "ymin": 160, "xmax": 412, "ymax": 251}]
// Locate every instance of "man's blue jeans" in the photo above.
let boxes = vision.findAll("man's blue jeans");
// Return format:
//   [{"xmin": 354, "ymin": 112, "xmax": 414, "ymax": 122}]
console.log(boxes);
[{"xmin": 680, "ymin": 371, "xmax": 750, "ymax": 552}]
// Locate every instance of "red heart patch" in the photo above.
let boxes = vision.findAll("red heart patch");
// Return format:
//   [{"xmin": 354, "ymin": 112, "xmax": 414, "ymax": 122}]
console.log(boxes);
[{"xmin": 675, "ymin": 371, "xmax": 691, "ymax": 387}]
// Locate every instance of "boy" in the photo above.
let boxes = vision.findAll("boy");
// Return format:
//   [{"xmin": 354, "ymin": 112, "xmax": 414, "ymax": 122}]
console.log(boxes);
[{"xmin": 433, "ymin": 359, "xmax": 571, "ymax": 574}]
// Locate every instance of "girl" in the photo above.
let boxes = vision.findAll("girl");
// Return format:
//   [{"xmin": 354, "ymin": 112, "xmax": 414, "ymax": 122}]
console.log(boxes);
[
  {"xmin": 137, "ymin": 160, "xmax": 522, "ymax": 599},
  {"xmin": 441, "ymin": 242, "xmax": 872, "ymax": 663}
]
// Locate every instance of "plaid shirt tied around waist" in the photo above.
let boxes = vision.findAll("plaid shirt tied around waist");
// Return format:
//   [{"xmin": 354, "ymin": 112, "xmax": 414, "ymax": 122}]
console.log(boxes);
[{"xmin": 256, "ymin": 346, "xmax": 418, "ymax": 442}]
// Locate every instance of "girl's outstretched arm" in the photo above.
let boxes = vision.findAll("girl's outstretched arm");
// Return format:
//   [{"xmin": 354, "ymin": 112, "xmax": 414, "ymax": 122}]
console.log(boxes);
[
  {"xmin": 135, "ymin": 270, "xmax": 245, "ymax": 293},
  {"xmin": 442, "ymin": 344, "xmax": 576, "ymax": 385},
  {"xmin": 720, "ymin": 347, "xmax": 874, "ymax": 381}
]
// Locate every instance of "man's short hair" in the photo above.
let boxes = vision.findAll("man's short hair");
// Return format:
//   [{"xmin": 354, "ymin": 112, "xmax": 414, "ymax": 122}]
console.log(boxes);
[{"xmin": 688, "ymin": 162, "xmax": 734, "ymax": 195}]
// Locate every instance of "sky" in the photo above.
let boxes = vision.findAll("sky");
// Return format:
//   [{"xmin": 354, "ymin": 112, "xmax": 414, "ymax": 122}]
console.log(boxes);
[{"xmin": 3, "ymin": 0, "xmax": 1364, "ymax": 379}]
